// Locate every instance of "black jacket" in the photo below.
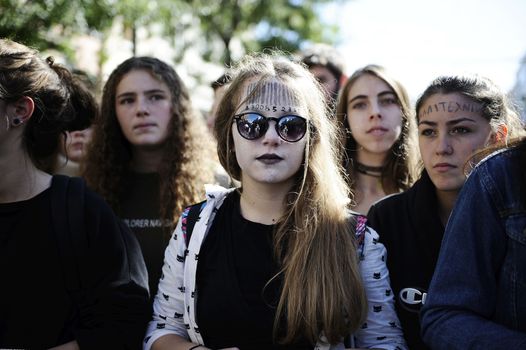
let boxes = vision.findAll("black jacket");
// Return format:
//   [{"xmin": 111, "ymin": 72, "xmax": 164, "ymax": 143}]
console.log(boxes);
[
  {"xmin": 0, "ymin": 176, "xmax": 150, "ymax": 349},
  {"xmin": 368, "ymin": 171, "xmax": 444, "ymax": 350}
]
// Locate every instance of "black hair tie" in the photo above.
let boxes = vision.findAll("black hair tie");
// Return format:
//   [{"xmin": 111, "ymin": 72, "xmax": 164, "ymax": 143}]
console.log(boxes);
[{"xmin": 46, "ymin": 56, "xmax": 55, "ymax": 67}]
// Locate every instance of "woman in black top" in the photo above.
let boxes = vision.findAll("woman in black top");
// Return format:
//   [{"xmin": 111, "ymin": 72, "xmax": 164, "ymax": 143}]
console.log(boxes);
[
  {"xmin": 83, "ymin": 57, "xmax": 218, "ymax": 297},
  {"xmin": 367, "ymin": 74, "xmax": 526, "ymax": 349},
  {"xmin": 0, "ymin": 39, "xmax": 149, "ymax": 349},
  {"xmin": 145, "ymin": 52, "xmax": 407, "ymax": 350}
]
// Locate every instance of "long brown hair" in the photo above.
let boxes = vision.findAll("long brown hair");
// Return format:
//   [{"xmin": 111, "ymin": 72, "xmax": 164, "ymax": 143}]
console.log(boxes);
[
  {"xmin": 215, "ymin": 52, "xmax": 367, "ymax": 345},
  {"xmin": 83, "ymin": 57, "xmax": 215, "ymax": 230},
  {"xmin": 336, "ymin": 64, "xmax": 418, "ymax": 194}
]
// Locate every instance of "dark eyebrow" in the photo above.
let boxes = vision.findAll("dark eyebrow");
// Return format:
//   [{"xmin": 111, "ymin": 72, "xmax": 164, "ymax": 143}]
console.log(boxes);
[
  {"xmin": 378, "ymin": 91, "xmax": 396, "ymax": 98},
  {"xmin": 348, "ymin": 90, "xmax": 395, "ymax": 104},
  {"xmin": 418, "ymin": 120, "xmax": 436, "ymax": 127},
  {"xmin": 446, "ymin": 117, "xmax": 477, "ymax": 126},
  {"xmin": 144, "ymin": 89, "xmax": 168, "ymax": 95},
  {"xmin": 348, "ymin": 94, "xmax": 367, "ymax": 104},
  {"xmin": 116, "ymin": 89, "xmax": 168, "ymax": 99},
  {"xmin": 116, "ymin": 92, "xmax": 135, "ymax": 99},
  {"xmin": 418, "ymin": 117, "xmax": 477, "ymax": 127}
]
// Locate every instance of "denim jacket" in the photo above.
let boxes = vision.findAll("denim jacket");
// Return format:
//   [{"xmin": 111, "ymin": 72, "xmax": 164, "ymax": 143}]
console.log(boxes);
[{"xmin": 421, "ymin": 146, "xmax": 526, "ymax": 349}]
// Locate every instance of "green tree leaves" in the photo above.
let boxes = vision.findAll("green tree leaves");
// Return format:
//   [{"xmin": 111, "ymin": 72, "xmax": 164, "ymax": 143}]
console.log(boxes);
[{"xmin": 0, "ymin": 0, "xmax": 346, "ymax": 65}]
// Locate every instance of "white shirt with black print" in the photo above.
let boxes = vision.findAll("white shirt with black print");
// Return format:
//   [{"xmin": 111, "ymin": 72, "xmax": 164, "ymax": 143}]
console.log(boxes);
[{"xmin": 144, "ymin": 185, "xmax": 407, "ymax": 350}]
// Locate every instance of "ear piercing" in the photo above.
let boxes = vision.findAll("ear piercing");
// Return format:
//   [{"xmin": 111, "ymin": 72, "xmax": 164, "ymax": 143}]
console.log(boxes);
[{"xmin": 4, "ymin": 116, "xmax": 24, "ymax": 131}]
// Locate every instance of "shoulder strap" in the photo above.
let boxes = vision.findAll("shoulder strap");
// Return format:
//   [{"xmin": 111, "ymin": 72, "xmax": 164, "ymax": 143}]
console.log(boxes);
[
  {"xmin": 50, "ymin": 175, "xmax": 87, "ymax": 292},
  {"xmin": 354, "ymin": 214, "xmax": 367, "ymax": 240},
  {"xmin": 183, "ymin": 200, "xmax": 206, "ymax": 247},
  {"xmin": 343, "ymin": 214, "xmax": 368, "ymax": 348}
]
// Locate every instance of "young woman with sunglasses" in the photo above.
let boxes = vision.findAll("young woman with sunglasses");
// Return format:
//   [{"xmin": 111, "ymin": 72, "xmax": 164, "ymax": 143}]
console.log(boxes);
[
  {"xmin": 367, "ymin": 75, "xmax": 526, "ymax": 349},
  {"xmin": 83, "ymin": 57, "xmax": 217, "ymax": 298},
  {"xmin": 0, "ymin": 39, "xmax": 149, "ymax": 349},
  {"xmin": 336, "ymin": 65, "xmax": 418, "ymax": 214},
  {"xmin": 144, "ymin": 53, "xmax": 406, "ymax": 350}
]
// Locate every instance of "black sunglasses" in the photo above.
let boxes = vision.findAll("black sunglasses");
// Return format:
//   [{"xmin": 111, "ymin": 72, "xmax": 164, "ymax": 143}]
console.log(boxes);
[{"xmin": 233, "ymin": 112, "xmax": 308, "ymax": 142}]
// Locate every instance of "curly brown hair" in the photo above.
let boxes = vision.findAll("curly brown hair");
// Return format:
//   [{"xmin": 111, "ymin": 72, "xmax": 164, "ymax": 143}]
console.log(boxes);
[{"xmin": 83, "ymin": 57, "xmax": 215, "ymax": 231}]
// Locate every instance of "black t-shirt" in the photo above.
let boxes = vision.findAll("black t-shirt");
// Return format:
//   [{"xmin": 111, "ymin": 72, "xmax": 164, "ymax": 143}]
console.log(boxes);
[
  {"xmin": 119, "ymin": 171, "xmax": 171, "ymax": 298},
  {"xmin": 0, "ymin": 189, "xmax": 74, "ymax": 347},
  {"xmin": 0, "ymin": 177, "xmax": 150, "ymax": 349},
  {"xmin": 196, "ymin": 191, "xmax": 311, "ymax": 350}
]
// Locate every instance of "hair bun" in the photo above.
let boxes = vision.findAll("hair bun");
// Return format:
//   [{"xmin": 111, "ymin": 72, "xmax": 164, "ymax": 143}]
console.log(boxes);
[{"xmin": 46, "ymin": 56, "xmax": 55, "ymax": 67}]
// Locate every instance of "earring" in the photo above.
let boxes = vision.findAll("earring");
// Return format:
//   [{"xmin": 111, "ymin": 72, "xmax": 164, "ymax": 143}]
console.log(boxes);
[{"xmin": 11, "ymin": 118, "xmax": 22, "ymax": 127}]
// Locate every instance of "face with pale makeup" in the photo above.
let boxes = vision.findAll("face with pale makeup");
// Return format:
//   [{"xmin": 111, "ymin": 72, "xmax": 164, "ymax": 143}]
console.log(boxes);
[
  {"xmin": 115, "ymin": 69, "xmax": 173, "ymax": 150},
  {"xmin": 346, "ymin": 74, "xmax": 403, "ymax": 164},
  {"xmin": 418, "ymin": 92, "xmax": 495, "ymax": 192},
  {"xmin": 232, "ymin": 78, "xmax": 308, "ymax": 188}
]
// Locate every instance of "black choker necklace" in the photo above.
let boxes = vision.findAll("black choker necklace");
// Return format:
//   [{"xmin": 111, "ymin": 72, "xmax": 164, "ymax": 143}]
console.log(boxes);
[{"xmin": 355, "ymin": 161, "xmax": 384, "ymax": 178}]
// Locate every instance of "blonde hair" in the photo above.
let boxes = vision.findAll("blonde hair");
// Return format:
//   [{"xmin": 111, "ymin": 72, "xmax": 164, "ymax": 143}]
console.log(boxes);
[{"xmin": 214, "ymin": 52, "xmax": 367, "ymax": 344}]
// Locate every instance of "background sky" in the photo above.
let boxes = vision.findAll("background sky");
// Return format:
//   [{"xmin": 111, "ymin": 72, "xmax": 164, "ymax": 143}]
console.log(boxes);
[{"xmin": 322, "ymin": 0, "xmax": 526, "ymax": 100}]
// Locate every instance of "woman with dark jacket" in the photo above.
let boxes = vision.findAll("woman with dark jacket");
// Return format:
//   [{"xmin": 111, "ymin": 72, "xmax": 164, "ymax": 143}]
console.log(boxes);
[
  {"xmin": 0, "ymin": 39, "xmax": 150, "ymax": 349},
  {"xmin": 367, "ymin": 74, "xmax": 526, "ymax": 349}
]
